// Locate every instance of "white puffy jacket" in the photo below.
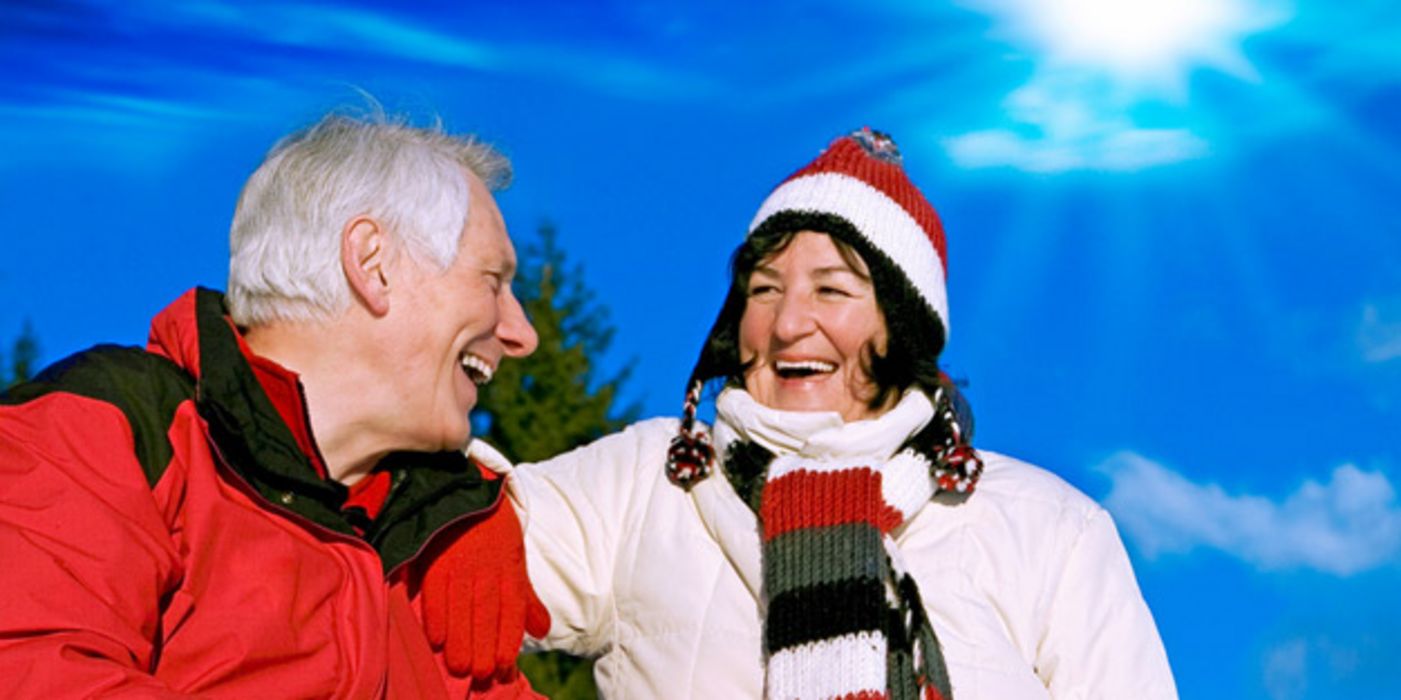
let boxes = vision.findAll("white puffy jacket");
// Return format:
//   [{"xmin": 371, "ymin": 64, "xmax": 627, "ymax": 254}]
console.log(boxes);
[{"xmin": 500, "ymin": 409, "xmax": 1176, "ymax": 699}]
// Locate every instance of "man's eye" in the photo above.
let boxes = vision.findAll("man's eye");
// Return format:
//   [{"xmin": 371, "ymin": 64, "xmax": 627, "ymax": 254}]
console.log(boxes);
[{"xmin": 818, "ymin": 286, "xmax": 851, "ymax": 297}]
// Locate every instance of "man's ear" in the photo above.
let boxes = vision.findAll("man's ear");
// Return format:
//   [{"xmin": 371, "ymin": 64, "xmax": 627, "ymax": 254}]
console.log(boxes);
[{"xmin": 342, "ymin": 216, "xmax": 392, "ymax": 317}]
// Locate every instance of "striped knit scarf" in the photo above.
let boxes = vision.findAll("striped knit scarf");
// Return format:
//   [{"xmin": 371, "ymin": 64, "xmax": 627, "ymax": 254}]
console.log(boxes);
[{"xmin": 713, "ymin": 389, "xmax": 958, "ymax": 700}]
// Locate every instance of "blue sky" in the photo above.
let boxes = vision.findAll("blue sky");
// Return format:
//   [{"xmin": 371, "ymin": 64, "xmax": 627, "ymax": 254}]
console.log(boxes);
[{"xmin": 2, "ymin": 1, "xmax": 1398, "ymax": 697}]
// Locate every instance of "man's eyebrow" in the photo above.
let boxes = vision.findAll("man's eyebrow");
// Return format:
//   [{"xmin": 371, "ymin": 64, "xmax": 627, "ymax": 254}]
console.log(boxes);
[{"xmin": 486, "ymin": 256, "xmax": 517, "ymax": 278}]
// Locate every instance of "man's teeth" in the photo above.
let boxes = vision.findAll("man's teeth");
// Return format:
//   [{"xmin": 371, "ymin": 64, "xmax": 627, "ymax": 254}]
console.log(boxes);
[
  {"xmin": 460, "ymin": 354, "xmax": 495, "ymax": 385},
  {"xmin": 774, "ymin": 360, "xmax": 836, "ymax": 375}
]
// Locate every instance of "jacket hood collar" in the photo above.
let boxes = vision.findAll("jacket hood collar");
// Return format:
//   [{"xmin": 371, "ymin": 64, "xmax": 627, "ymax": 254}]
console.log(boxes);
[
  {"xmin": 149, "ymin": 287, "xmax": 353, "ymax": 533},
  {"xmin": 146, "ymin": 288, "xmax": 206, "ymax": 377},
  {"xmin": 140, "ymin": 288, "xmax": 502, "ymax": 570}
]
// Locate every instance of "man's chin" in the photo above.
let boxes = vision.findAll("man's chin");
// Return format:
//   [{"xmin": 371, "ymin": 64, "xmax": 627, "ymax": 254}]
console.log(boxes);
[
  {"xmin": 424, "ymin": 418, "xmax": 473, "ymax": 455},
  {"xmin": 446, "ymin": 428, "xmax": 473, "ymax": 454}
]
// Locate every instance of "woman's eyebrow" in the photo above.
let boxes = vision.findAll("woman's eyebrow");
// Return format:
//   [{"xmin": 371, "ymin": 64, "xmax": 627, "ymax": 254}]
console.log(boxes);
[{"xmin": 813, "ymin": 265, "xmax": 870, "ymax": 281}]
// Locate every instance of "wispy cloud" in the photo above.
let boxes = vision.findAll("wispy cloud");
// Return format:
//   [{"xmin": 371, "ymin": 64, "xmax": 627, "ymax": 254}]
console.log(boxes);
[
  {"xmin": 1263, "ymin": 638, "xmax": 1309, "ymax": 700},
  {"xmin": 240, "ymin": 3, "xmax": 713, "ymax": 98},
  {"xmin": 938, "ymin": 0, "xmax": 1290, "ymax": 172},
  {"xmin": 1098, "ymin": 452, "xmax": 1401, "ymax": 575},
  {"xmin": 943, "ymin": 71, "xmax": 1210, "ymax": 172},
  {"xmin": 1261, "ymin": 634, "xmax": 1384, "ymax": 700},
  {"xmin": 1278, "ymin": 0, "xmax": 1401, "ymax": 86},
  {"xmin": 0, "ymin": 0, "xmax": 716, "ymax": 128},
  {"xmin": 1359, "ymin": 299, "xmax": 1401, "ymax": 364}
]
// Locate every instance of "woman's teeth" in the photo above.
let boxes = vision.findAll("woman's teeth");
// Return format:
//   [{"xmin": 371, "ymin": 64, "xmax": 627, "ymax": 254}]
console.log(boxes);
[
  {"xmin": 460, "ymin": 354, "xmax": 495, "ymax": 385},
  {"xmin": 774, "ymin": 360, "xmax": 836, "ymax": 378}
]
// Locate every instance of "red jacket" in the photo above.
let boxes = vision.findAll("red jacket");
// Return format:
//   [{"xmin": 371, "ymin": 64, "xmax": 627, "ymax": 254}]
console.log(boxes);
[{"xmin": 0, "ymin": 288, "xmax": 520, "ymax": 698}]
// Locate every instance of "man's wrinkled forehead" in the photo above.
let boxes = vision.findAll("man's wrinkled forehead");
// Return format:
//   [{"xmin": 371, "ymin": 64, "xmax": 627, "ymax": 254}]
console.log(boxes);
[{"xmin": 461, "ymin": 169, "xmax": 516, "ymax": 270}]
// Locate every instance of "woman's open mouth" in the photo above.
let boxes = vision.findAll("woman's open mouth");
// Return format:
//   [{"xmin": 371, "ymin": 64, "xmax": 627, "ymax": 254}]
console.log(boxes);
[{"xmin": 773, "ymin": 359, "xmax": 836, "ymax": 380}]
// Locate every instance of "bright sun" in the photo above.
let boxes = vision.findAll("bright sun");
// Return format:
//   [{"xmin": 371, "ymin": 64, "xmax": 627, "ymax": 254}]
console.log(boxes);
[{"xmin": 1011, "ymin": 0, "xmax": 1273, "ymax": 90}]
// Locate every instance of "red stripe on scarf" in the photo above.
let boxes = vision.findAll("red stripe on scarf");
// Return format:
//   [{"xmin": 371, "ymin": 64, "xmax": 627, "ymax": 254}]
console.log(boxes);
[{"xmin": 760, "ymin": 468, "xmax": 904, "ymax": 540}]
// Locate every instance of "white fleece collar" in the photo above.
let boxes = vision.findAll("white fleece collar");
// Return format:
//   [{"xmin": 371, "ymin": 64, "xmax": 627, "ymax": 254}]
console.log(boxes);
[
  {"xmin": 712, "ymin": 387, "xmax": 935, "ymax": 463},
  {"xmin": 693, "ymin": 387, "xmax": 937, "ymax": 604}
]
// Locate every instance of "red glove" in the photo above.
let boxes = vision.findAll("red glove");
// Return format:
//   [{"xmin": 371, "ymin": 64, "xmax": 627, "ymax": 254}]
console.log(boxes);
[{"xmin": 420, "ymin": 469, "xmax": 551, "ymax": 683}]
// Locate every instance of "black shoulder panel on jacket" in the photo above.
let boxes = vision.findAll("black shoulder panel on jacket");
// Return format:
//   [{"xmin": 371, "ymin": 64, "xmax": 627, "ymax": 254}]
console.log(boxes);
[{"xmin": 2, "ymin": 345, "xmax": 197, "ymax": 488}]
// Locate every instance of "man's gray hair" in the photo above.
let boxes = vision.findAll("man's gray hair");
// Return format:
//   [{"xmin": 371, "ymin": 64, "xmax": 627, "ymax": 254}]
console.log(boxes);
[{"xmin": 227, "ymin": 111, "xmax": 511, "ymax": 326}]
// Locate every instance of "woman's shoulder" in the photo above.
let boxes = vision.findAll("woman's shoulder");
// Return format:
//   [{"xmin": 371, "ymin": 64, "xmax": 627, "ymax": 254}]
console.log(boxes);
[
  {"xmin": 628, "ymin": 415, "xmax": 686, "ymax": 438},
  {"xmin": 961, "ymin": 448, "xmax": 1104, "ymax": 521},
  {"xmin": 910, "ymin": 449, "xmax": 1117, "ymax": 585},
  {"xmin": 602, "ymin": 416, "xmax": 686, "ymax": 455}
]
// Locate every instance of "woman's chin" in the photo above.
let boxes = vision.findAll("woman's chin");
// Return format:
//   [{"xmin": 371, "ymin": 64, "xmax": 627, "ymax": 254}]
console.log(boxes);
[{"xmin": 765, "ymin": 394, "xmax": 843, "ymax": 415}]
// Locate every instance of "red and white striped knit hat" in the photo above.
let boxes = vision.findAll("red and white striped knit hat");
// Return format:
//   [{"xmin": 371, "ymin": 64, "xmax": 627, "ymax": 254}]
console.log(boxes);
[{"xmin": 747, "ymin": 126, "xmax": 949, "ymax": 340}]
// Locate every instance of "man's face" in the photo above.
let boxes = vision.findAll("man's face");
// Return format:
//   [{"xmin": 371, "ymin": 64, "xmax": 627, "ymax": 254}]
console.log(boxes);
[{"xmin": 386, "ymin": 172, "xmax": 537, "ymax": 452}]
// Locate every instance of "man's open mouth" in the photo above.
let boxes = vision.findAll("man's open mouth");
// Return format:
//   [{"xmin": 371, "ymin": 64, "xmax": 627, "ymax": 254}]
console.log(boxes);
[{"xmin": 460, "ymin": 353, "xmax": 495, "ymax": 386}]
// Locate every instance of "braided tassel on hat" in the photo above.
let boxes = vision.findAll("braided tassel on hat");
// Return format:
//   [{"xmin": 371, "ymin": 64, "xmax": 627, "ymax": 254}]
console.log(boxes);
[
  {"xmin": 666, "ymin": 378, "xmax": 715, "ymax": 488},
  {"xmin": 928, "ymin": 382, "xmax": 983, "ymax": 494}
]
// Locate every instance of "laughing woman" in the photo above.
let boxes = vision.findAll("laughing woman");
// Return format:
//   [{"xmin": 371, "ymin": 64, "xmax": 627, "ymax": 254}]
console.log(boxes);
[{"xmin": 436, "ymin": 128, "xmax": 1177, "ymax": 699}]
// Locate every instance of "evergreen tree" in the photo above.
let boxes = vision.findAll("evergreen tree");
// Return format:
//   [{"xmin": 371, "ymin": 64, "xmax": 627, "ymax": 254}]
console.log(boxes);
[
  {"xmin": 2, "ymin": 320, "xmax": 38, "ymax": 390},
  {"xmin": 473, "ymin": 221, "xmax": 637, "ymax": 461},
  {"xmin": 472, "ymin": 221, "xmax": 638, "ymax": 699}
]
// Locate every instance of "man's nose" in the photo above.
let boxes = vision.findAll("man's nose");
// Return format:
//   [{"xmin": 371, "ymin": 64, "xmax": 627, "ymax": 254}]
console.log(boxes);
[{"xmin": 498, "ymin": 291, "xmax": 538, "ymax": 358}]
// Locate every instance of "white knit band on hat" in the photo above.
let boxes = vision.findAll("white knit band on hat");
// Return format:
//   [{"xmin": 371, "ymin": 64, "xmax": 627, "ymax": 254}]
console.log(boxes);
[{"xmin": 746, "ymin": 127, "xmax": 950, "ymax": 341}]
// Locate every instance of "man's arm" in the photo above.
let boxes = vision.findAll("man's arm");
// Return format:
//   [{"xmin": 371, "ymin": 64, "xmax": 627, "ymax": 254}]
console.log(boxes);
[
  {"xmin": 415, "ymin": 461, "xmax": 550, "ymax": 685},
  {"xmin": 422, "ymin": 420, "xmax": 668, "ymax": 667},
  {"xmin": 0, "ymin": 393, "xmax": 191, "ymax": 698}
]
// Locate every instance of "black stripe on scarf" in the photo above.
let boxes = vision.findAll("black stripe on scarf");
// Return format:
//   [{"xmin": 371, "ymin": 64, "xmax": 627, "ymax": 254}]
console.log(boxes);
[{"xmin": 765, "ymin": 577, "xmax": 886, "ymax": 652}]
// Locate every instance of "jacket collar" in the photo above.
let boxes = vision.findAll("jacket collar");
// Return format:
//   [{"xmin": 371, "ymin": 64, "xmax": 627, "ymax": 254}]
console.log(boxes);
[
  {"xmin": 144, "ymin": 288, "xmax": 502, "ymax": 570},
  {"xmin": 148, "ymin": 287, "xmax": 356, "ymax": 535}
]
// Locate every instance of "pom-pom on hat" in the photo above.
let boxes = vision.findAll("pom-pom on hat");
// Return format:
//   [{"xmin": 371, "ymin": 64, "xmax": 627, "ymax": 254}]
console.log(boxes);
[{"xmin": 747, "ymin": 126, "xmax": 949, "ymax": 340}]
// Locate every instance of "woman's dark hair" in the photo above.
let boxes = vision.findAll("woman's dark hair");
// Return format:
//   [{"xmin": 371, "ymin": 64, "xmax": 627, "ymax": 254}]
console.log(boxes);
[{"xmin": 688, "ymin": 212, "xmax": 950, "ymax": 413}]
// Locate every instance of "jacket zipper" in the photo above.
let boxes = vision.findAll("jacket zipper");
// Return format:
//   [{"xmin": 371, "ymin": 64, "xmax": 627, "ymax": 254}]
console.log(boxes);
[
  {"xmin": 201, "ymin": 421, "xmax": 505, "ymax": 578},
  {"xmin": 201, "ymin": 422, "xmax": 372, "ymax": 551}
]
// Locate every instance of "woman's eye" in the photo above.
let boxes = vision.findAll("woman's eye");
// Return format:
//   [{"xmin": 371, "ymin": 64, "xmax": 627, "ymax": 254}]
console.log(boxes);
[
  {"xmin": 749, "ymin": 284, "xmax": 778, "ymax": 296},
  {"xmin": 818, "ymin": 286, "xmax": 851, "ymax": 297}
]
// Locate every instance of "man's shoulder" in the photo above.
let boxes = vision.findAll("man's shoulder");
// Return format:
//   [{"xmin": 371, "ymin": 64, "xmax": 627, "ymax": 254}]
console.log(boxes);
[
  {"xmin": 3, "ymin": 344, "xmax": 197, "ymax": 486},
  {"xmin": 5, "ymin": 344, "xmax": 191, "ymax": 403}
]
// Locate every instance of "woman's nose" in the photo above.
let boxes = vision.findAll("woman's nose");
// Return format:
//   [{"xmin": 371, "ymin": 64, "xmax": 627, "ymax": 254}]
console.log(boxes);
[{"xmin": 771, "ymin": 292, "xmax": 816, "ymax": 343}]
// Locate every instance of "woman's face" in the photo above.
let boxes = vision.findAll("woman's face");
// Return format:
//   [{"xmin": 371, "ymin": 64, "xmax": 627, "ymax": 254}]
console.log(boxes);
[{"xmin": 739, "ymin": 231, "xmax": 888, "ymax": 422}]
